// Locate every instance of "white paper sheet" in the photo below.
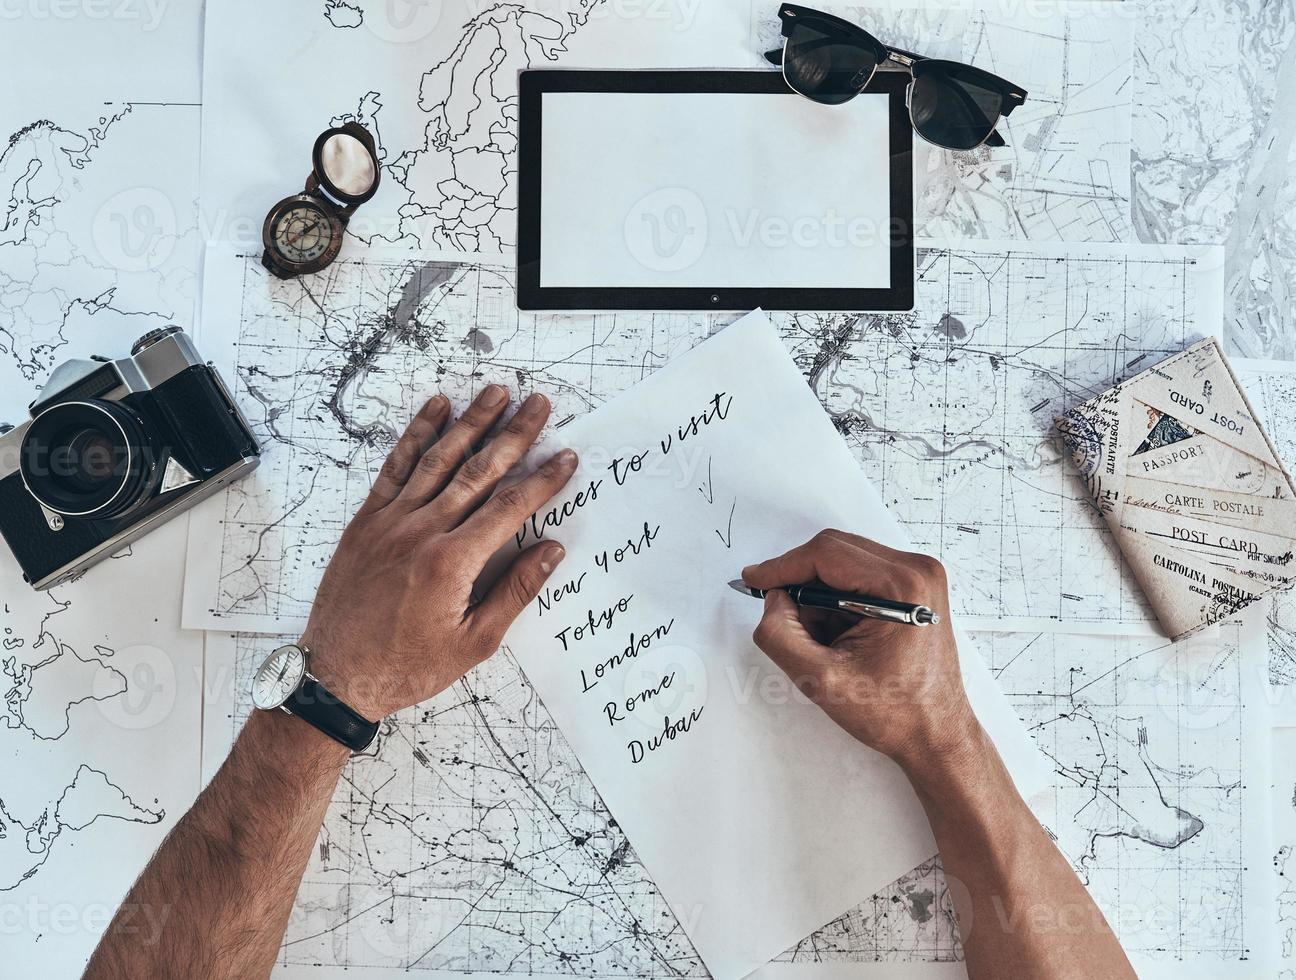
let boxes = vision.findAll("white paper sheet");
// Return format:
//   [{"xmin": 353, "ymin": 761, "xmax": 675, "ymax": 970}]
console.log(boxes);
[
  {"xmin": 1234, "ymin": 359, "xmax": 1296, "ymax": 725},
  {"xmin": 0, "ymin": 38, "xmax": 202, "ymax": 425},
  {"xmin": 983, "ymin": 613, "xmax": 1276, "ymax": 977},
  {"xmin": 0, "ymin": 9, "xmax": 206, "ymax": 976},
  {"xmin": 197, "ymin": 0, "xmax": 756, "ymax": 256},
  {"xmin": 0, "ymin": 519, "xmax": 205, "ymax": 977},
  {"xmin": 496, "ymin": 310, "xmax": 1046, "ymax": 980},
  {"xmin": 539, "ymin": 90, "xmax": 894, "ymax": 289}
]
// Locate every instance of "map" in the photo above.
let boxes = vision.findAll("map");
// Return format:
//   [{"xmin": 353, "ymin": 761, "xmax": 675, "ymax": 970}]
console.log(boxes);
[
  {"xmin": 1233, "ymin": 360, "xmax": 1296, "ymax": 719},
  {"xmin": 772, "ymin": 241, "xmax": 1224, "ymax": 633},
  {"xmin": 182, "ymin": 248, "xmax": 715, "ymax": 630},
  {"xmin": 206, "ymin": 630, "xmax": 970, "ymax": 973},
  {"xmin": 0, "ymin": 15, "xmax": 207, "ymax": 973},
  {"xmin": 324, "ymin": 0, "xmax": 364, "ymax": 29},
  {"xmin": 983, "ymin": 617, "xmax": 1273, "ymax": 971},
  {"xmin": 184, "ymin": 243, "xmax": 1223, "ymax": 635},
  {"xmin": 0, "ymin": 101, "xmax": 201, "ymax": 422},
  {"xmin": 0, "ymin": 520, "xmax": 204, "ymax": 978},
  {"xmin": 1276, "ymin": 727, "xmax": 1296, "ymax": 979},
  {"xmin": 201, "ymin": 0, "xmax": 639, "ymax": 259},
  {"xmin": 0, "ymin": 765, "xmax": 162, "ymax": 891},
  {"xmin": 751, "ymin": 2, "xmax": 1136, "ymax": 243},
  {"xmin": 202, "ymin": 614, "xmax": 1272, "ymax": 974},
  {"xmin": 182, "ymin": 240, "xmax": 1250, "ymax": 973},
  {"xmin": 203, "ymin": 0, "xmax": 1136, "ymax": 261},
  {"xmin": 1133, "ymin": 0, "xmax": 1296, "ymax": 360}
]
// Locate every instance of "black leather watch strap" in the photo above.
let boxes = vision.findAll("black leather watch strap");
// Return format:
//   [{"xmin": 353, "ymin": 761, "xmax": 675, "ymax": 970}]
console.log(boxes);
[{"xmin": 286, "ymin": 677, "xmax": 379, "ymax": 752}]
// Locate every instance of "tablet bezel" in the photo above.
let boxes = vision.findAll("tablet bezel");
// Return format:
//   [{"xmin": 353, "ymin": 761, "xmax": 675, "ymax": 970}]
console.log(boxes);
[{"xmin": 517, "ymin": 69, "xmax": 914, "ymax": 312}]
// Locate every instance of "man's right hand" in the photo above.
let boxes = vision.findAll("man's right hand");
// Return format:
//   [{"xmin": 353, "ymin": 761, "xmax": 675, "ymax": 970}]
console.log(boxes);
[
  {"xmin": 742, "ymin": 529, "xmax": 981, "ymax": 771},
  {"xmin": 748, "ymin": 532, "xmax": 1139, "ymax": 980}
]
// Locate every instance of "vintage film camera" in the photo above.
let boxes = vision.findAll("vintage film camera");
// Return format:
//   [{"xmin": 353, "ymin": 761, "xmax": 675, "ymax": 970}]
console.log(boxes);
[{"xmin": 0, "ymin": 326, "xmax": 260, "ymax": 589}]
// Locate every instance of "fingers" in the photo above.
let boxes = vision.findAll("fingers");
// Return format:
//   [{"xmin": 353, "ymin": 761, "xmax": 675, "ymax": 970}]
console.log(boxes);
[
  {"xmin": 468, "ymin": 541, "xmax": 567, "ymax": 648},
  {"xmin": 741, "ymin": 529, "xmax": 945, "ymax": 600},
  {"xmin": 395, "ymin": 384, "xmax": 511, "ymax": 509},
  {"xmin": 360, "ymin": 395, "xmax": 450, "ymax": 514},
  {"xmin": 428, "ymin": 392, "xmax": 551, "ymax": 528},
  {"xmin": 751, "ymin": 588, "xmax": 829, "ymax": 678},
  {"xmin": 798, "ymin": 605, "xmax": 858, "ymax": 645},
  {"xmin": 740, "ymin": 530, "xmax": 872, "ymax": 589},
  {"xmin": 454, "ymin": 448, "xmax": 580, "ymax": 556}
]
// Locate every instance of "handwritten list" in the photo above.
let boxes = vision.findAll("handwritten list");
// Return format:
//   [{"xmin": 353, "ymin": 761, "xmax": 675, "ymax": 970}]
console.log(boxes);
[{"xmin": 500, "ymin": 311, "xmax": 1046, "ymax": 980}]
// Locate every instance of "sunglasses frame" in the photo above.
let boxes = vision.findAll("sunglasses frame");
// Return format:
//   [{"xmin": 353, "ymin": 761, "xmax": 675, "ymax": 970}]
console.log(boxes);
[{"xmin": 766, "ymin": 3, "xmax": 1028, "ymax": 151}]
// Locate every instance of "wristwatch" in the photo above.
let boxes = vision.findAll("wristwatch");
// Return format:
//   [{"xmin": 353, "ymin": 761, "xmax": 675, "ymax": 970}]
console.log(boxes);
[{"xmin": 250, "ymin": 642, "xmax": 379, "ymax": 751}]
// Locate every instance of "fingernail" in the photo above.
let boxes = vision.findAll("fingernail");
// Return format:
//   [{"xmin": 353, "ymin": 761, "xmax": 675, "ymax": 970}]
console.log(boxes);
[
  {"xmin": 430, "ymin": 394, "xmax": 448, "ymax": 411},
  {"xmin": 557, "ymin": 448, "xmax": 578, "ymax": 467},
  {"xmin": 740, "ymin": 565, "xmax": 755, "ymax": 580},
  {"xmin": 540, "ymin": 543, "xmax": 566, "ymax": 573},
  {"xmin": 480, "ymin": 384, "xmax": 507, "ymax": 407},
  {"xmin": 520, "ymin": 392, "xmax": 549, "ymax": 418}
]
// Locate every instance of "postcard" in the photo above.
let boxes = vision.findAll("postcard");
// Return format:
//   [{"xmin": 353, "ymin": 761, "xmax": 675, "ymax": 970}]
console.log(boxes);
[{"xmin": 1057, "ymin": 338, "xmax": 1296, "ymax": 639}]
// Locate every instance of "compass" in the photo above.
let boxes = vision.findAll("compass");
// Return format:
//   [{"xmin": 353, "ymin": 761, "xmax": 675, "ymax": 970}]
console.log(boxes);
[{"xmin": 261, "ymin": 122, "xmax": 380, "ymax": 279}]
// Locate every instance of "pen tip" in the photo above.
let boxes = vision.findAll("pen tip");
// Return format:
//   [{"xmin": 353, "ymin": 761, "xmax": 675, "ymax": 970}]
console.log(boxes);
[{"xmin": 727, "ymin": 579, "xmax": 750, "ymax": 594}]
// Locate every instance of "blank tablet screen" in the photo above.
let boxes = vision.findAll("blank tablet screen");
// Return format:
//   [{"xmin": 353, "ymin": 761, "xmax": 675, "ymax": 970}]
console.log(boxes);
[{"xmin": 538, "ymin": 90, "xmax": 894, "ymax": 290}]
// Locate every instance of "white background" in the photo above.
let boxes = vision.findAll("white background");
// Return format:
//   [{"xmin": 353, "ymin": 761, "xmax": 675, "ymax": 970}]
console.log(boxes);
[{"xmin": 540, "ymin": 90, "xmax": 894, "ymax": 289}]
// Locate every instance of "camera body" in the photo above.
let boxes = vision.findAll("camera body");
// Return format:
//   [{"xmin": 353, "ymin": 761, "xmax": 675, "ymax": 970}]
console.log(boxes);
[{"xmin": 0, "ymin": 327, "xmax": 260, "ymax": 589}]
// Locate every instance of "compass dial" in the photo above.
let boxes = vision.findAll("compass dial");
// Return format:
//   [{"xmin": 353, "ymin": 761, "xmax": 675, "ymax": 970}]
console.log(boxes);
[
  {"xmin": 270, "ymin": 204, "xmax": 334, "ymax": 265},
  {"xmin": 251, "ymin": 644, "xmax": 306, "ymax": 710}
]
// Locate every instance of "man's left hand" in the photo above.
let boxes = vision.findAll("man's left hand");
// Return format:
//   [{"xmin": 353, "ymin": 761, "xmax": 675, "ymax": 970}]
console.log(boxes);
[{"xmin": 301, "ymin": 386, "xmax": 576, "ymax": 720}]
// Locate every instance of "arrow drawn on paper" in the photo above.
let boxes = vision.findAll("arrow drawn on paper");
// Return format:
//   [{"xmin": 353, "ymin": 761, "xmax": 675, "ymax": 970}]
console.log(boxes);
[
  {"xmin": 698, "ymin": 456, "xmax": 715, "ymax": 504},
  {"xmin": 715, "ymin": 498, "xmax": 736, "ymax": 549}
]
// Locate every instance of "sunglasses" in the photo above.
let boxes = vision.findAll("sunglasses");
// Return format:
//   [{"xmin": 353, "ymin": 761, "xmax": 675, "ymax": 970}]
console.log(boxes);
[{"xmin": 765, "ymin": 4, "xmax": 1028, "ymax": 151}]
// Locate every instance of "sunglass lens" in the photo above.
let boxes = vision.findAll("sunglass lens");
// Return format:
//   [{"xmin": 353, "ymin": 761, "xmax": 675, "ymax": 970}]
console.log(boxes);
[
  {"xmin": 783, "ymin": 22, "xmax": 878, "ymax": 106},
  {"xmin": 910, "ymin": 66, "xmax": 1003, "ymax": 150}
]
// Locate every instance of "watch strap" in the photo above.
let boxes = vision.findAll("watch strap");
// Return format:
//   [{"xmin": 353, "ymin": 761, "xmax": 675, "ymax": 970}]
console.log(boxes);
[{"xmin": 286, "ymin": 677, "xmax": 379, "ymax": 752}]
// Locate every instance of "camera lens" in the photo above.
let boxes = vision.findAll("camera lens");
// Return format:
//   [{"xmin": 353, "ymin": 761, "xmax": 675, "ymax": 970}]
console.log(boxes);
[
  {"xmin": 61, "ymin": 429, "xmax": 119, "ymax": 491},
  {"xmin": 19, "ymin": 400, "xmax": 161, "ymax": 519}
]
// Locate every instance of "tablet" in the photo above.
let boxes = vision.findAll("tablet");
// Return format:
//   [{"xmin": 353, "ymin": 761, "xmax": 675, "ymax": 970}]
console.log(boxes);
[{"xmin": 517, "ymin": 70, "xmax": 913, "ymax": 312}]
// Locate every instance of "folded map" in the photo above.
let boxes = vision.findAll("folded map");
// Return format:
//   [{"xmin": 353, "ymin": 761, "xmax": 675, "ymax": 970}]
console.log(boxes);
[{"xmin": 1056, "ymin": 337, "xmax": 1296, "ymax": 639}]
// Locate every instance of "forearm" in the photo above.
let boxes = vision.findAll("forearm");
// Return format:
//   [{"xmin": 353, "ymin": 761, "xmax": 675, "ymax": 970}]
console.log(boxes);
[
  {"xmin": 904, "ymin": 724, "xmax": 1135, "ymax": 980},
  {"xmin": 84, "ymin": 709, "xmax": 349, "ymax": 979}
]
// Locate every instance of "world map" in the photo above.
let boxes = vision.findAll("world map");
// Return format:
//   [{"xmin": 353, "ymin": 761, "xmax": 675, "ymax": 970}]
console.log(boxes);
[
  {"xmin": 0, "ymin": 67, "xmax": 204, "ymax": 971},
  {"xmin": 0, "ymin": 103, "xmax": 200, "ymax": 420}
]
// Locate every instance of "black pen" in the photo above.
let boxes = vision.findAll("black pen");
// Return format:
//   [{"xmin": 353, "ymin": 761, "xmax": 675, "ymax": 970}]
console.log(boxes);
[{"xmin": 727, "ymin": 580, "xmax": 940, "ymax": 627}]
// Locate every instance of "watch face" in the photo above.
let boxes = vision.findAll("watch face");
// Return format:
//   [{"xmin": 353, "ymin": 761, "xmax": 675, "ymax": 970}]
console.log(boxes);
[
  {"xmin": 251, "ymin": 644, "xmax": 306, "ymax": 710},
  {"xmin": 269, "ymin": 202, "xmax": 337, "ymax": 267}
]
